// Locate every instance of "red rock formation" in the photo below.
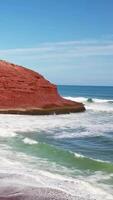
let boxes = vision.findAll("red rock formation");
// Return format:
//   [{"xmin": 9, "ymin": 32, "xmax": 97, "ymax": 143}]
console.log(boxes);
[{"xmin": 0, "ymin": 60, "xmax": 85, "ymax": 114}]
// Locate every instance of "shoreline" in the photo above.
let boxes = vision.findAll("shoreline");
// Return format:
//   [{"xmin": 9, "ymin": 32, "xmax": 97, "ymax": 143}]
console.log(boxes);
[{"xmin": 0, "ymin": 186, "xmax": 75, "ymax": 200}]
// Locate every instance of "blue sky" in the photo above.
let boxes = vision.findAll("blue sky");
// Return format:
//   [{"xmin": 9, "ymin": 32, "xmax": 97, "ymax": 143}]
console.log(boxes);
[{"xmin": 0, "ymin": 0, "xmax": 113, "ymax": 86}]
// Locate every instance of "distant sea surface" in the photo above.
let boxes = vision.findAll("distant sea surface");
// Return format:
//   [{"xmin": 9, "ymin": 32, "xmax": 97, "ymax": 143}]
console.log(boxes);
[{"xmin": 0, "ymin": 85, "xmax": 113, "ymax": 199}]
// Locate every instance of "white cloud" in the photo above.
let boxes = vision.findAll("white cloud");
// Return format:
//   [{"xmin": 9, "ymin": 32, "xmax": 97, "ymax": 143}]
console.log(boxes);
[
  {"xmin": 0, "ymin": 39, "xmax": 113, "ymax": 62},
  {"xmin": 0, "ymin": 39, "xmax": 113, "ymax": 85}
]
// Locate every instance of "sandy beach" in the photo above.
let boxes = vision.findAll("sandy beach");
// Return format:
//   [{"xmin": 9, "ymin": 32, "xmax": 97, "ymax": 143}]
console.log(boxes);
[{"xmin": 0, "ymin": 186, "xmax": 75, "ymax": 200}]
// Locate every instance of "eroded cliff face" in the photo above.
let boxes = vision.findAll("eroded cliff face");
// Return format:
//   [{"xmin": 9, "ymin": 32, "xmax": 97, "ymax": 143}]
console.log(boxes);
[{"xmin": 0, "ymin": 60, "xmax": 85, "ymax": 114}]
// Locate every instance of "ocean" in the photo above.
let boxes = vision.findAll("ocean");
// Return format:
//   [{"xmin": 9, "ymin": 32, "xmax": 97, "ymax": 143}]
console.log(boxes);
[{"xmin": 0, "ymin": 85, "xmax": 113, "ymax": 199}]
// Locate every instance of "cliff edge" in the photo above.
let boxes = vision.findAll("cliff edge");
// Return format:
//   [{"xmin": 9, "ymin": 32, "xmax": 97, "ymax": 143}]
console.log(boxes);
[{"xmin": 0, "ymin": 60, "xmax": 85, "ymax": 115}]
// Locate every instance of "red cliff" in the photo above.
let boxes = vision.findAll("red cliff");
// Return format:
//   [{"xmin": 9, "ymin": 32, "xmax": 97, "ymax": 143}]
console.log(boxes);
[{"xmin": 0, "ymin": 60, "xmax": 85, "ymax": 115}]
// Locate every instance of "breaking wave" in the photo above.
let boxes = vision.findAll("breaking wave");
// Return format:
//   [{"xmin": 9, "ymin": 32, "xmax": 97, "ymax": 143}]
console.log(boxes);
[
  {"xmin": 64, "ymin": 96, "xmax": 113, "ymax": 112},
  {"xmin": 14, "ymin": 138, "xmax": 113, "ymax": 174}
]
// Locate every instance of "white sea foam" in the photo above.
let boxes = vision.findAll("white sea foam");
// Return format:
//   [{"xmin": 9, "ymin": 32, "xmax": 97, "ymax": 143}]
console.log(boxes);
[
  {"xmin": 0, "ymin": 128, "xmax": 17, "ymax": 138},
  {"xmin": 64, "ymin": 96, "xmax": 113, "ymax": 112},
  {"xmin": 0, "ymin": 141, "xmax": 113, "ymax": 199},
  {"xmin": 0, "ymin": 96, "xmax": 112, "ymax": 141},
  {"xmin": 23, "ymin": 137, "xmax": 38, "ymax": 145},
  {"xmin": 0, "ymin": 157, "xmax": 112, "ymax": 200},
  {"xmin": 0, "ymin": 96, "xmax": 112, "ymax": 199},
  {"xmin": 0, "ymin": 148, "xmax": 112, "ymax": 200},
  {"xmin": 0, "ymin": 107, "xmax": 112, "ymax": 140},
  {"xmin": 65, "ymin": 96, "xmax": 87, "ymax": 102},
  {"xmin": 65, "ymin": 96, "xmax": 113, "ymax": 103},
  {"xmin": 86, "ymin": 103, "xmax": 113, "ymax": 112},
  {"xmin": 74, "ymin": 152, "xmax": 85, "ymax": 158},
  {"xmin": 74, "ymin": 152, "xmax": 111, "ymax": 164}
]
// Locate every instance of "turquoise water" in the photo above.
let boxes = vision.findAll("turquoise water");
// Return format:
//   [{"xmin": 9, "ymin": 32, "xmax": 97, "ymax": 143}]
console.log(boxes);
[{"xmin": 0, "ymin": 85, "xmax": 113, "ymax": 199}]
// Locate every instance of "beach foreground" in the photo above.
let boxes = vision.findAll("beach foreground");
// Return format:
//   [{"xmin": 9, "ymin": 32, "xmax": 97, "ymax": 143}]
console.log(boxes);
[{"xmin": 0, "ymin": 186, "xmax": 75, "ymax": 200}]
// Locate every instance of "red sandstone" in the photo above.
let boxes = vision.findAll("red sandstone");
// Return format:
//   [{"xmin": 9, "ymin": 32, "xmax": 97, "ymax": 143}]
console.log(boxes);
[{"xmin": 0, "ymin": 60, "xmax": 85, "ymax": 115}]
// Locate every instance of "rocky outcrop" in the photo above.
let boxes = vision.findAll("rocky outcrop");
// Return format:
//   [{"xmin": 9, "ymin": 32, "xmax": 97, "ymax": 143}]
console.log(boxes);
[{"xmin": 0, "ymin": 60, "xmax": 85, "ymax": 115}]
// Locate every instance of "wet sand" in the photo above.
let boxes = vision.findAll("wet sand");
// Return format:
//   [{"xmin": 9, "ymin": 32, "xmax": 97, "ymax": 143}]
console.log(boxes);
[{"xmin": 0, "ymin": 186, "xmax": 76, "ymax": 200}]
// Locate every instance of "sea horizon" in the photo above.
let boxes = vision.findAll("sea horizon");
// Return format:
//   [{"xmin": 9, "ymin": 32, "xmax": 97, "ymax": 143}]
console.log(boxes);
[{"xmin": 58, "ymin": 84, "xmax": 113, "ymax": 87}]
